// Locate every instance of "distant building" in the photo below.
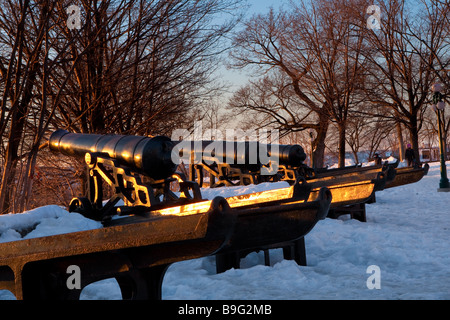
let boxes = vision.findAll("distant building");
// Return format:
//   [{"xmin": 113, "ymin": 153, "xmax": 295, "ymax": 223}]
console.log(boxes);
[{"xmin": 420, "ymin": 144, "xmax": 450, "ymax": 162}]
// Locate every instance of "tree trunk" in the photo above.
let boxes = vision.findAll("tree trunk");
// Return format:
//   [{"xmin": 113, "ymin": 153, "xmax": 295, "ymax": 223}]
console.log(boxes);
[
  {"xmin": 0, "ymin": 98, "xmax": 28, "ymax": 213},
  {"xmin": 313, "ymin": 112, "xmax": 329, "ymax": 168},
  {"xmin": 352, "ymin": 150, "xmax": 359, "ymax": 164},
  {"xmin": 338, "ymin": 123, "xmax": 346, "ymax": 168},
  {"xmin": 396, "ymin": 121, "xmax": 405, "ymax": 162},
  {"xmin": 0, "ymin": 153, "xmax": 17, "ymax": 214},
  {"xmin": 408, "ymin": 118, "xmax": 421, "ymax": 164},
  {"xmin": 20, "ymin": 147, "xmax": 39, "ymax": 213}
]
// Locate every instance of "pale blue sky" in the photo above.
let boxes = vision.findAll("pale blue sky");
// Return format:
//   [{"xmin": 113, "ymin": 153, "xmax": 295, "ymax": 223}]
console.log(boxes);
[
  {"xmin": 217, "ymin": 0, "xmax": 290, "ymax": 96},
  {"xmin": 246, "ymin": 0, "xmax": 288, "ymax": 14}
]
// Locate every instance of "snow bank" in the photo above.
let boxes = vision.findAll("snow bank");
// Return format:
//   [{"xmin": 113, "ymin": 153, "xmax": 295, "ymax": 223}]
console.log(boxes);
[
  {"xmin": 330, "ymin": 156, "xmax": 399, "ymax": 168},
  {"xmin": 328, "ymin": 158, "xmax": 356, "ymax": 169},
  {"xmin": 1, "ymin": 162, "xmax": 449, "ymax": 300},
  {"xmin": 164, "ymin": 163, "xmax": 450, "ymax": 300},
  {"xmin": 0, "ymin": 205, "xmax": 101, "ymax": 244}
]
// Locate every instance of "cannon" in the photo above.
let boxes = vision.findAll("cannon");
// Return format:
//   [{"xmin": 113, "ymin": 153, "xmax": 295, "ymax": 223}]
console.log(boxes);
[
  {"xmin": 175, "ymin": 139, "xmax": 397, "ymax": 194},
  {"xmin": 169, "ymin": 139, "xmax": 392, "ymax": 270},
  {"xmin": 179, "ymin": 137, "xmax": 394, "ymax": 218},
  {"xmin": 173, "ymin": 140, "xmax": 307, "ymax": 187},
  {"xmin": 385, "ymin": 163, "xmax": 429, "ymax": 189},
  {"xmin": 49, "ymin": 129, "xmax": 177, "ymax": 180},
  {"xmin": 49, "ymin": 130, "xmax": 202, "ymax": 222}
]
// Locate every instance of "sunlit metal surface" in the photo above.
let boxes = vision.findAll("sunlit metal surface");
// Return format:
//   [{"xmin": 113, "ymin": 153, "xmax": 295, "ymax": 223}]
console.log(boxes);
[
  {"xmin": 0, "ymin": 211, "xmax": 224, "ymax": 300},
  {"xmin": 385, "ymin": 164, "xmax": 429, "ymax": 189},
  {"xmin": 309, "ymin": 179, "xmax": 377, "ymax": 208}
]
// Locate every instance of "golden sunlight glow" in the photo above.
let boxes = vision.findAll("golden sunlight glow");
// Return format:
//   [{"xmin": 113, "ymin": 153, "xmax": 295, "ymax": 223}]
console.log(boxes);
[{"xmin": 153, "ymin": 185, "xmax": 298, "ymax": 216}]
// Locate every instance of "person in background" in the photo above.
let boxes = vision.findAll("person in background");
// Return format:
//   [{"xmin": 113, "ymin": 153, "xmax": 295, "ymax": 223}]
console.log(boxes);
[
  {"xmin": 374, "ymin": 153, "xmax": 382, "ymax": 165},
  {"xmin": 405, "ymin": 144, "xmax": 416, "ymax": 167}
]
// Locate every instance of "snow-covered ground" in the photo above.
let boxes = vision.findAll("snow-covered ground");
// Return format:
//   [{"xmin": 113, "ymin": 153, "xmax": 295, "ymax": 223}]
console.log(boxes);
[{"xmin": 1, "ymin": 162, "xmax": 449, "ymax": 300}]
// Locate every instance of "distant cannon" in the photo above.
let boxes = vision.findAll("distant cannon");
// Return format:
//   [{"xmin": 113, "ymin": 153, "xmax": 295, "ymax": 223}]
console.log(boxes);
[
  {"xmin": 385, "ymin": 163, "xmax": 429, "ymax": 189},
  {"xmin": 182, "ymin": 141, "xmax": 398, "ymax": 223},
  {"xmin": 174, "ymin": 140, "xmax": 306, "ymax": 167},
  {"xmin": 172, "ymin": 140, "xmax": 307, "ymax": 187}
]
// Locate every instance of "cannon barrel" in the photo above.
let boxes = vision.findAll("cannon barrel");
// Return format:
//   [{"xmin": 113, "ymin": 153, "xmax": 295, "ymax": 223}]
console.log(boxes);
[
  {"xmin": 49, "ymin": 129, "xmax": 177, "ymax": 180},
  {"xmin": 174, "ymin": 140, "xmax": 307, "ymax": 168},
  {"xmin": 49, "ymin": 130, "xmax": 307, "ymax": 180}
]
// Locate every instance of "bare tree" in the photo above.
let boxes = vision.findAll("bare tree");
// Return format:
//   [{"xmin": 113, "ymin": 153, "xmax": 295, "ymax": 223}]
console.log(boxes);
[
  {"xmin": 406, "ymin": 0, "xmax": 450, "ymax": 157},
  {"xmin": 346, "ymin": 109, "xmax": 395, "ymax": 164},
  {"xmin": 359, "ymin": 0, "xmax": 447, "ymax": 162},
  {"xmin": 0, "ymin": 0, "xmax": 57, "ymax": 213},
  {"xmin": 228, "ymin": 71, "xmax": 313, "ymax": 135},
  {"xmin": 0, "ymin": 0, "xmax": 244, "ymax": 214},
  {"xmin": 47, "ymin": 0, "xmax": 242, "ymax": 136},
  {"xmin": 228, "ymin": 7, "xmax": 327, "ymax": 168},
  {"xmin": 229, "ymin": 0, "xmax": 372, "ymax": 168}
]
